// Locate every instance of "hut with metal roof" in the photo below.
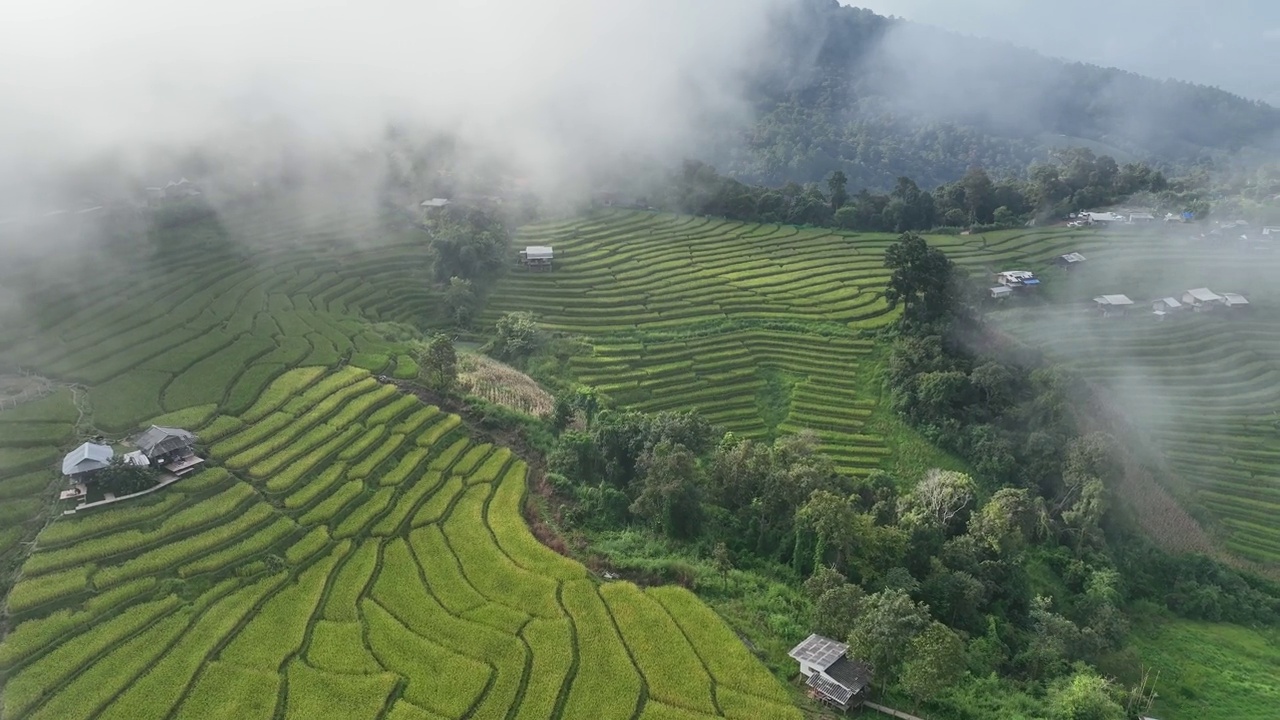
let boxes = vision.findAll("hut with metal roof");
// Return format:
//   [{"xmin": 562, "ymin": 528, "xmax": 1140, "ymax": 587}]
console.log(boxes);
[
  {"xmin": 788, "ymin": 634, "xmax": 873, "ymax": 712},
  {"xmin": 132, "ymin": 425, "xmax": 197, "ymax": 463},
  {"xmin": 61, "ymin": 442, "xmax": 113, "ymax": 478},
  {"xmin": 519, "ymin": 245, "xmax": 554, "ymax": 271},
  {"xmin": 1094, "ymin": 294, "xmax": 1134, "ymax": 318}
]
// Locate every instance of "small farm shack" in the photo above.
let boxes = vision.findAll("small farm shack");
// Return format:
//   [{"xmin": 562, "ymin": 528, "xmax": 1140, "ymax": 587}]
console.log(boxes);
[
  {"xmin": 132, "ymin": 425, "xmax": 203, "ymax": 475},
  {"xmin": 519, "ymin": 245, "xmax": 554, "ymax": 270},
  {"xmin": 789, "ymin": 634, "xmax": 873, "ymax": 712},
  {"xmin": 1094, "ymin": 294, "xmax": 1134, "ymax": 317},
  {"xmin": 1152, "ymin": 297, "xmax": 1183, "ymax": 320},
  {"xmin": 995, "ymin": 270, "xmax": 1040, "ymax": 288},
  {"xmin": 1129, "ymin": 212, "xmax": 1156, "ymax": 223},
  {"xmin": 1222, "ymin": 292, "xmax": 1250, "ymax": 310},
  {"xmin": 61, "ymin": 442, "xmax": 113, "ymax": 478},
  {"xmin": 59, "ymin": 442, "xmax": 114, "ymax": 501},
  {"xmin": 1055, "ymin": 252, "xmax": 1087, "ymax": 268},
  {"xmin": 990, "ymin": 286, "xmax": 1014, "ymax": 300},
  {"xmin": 1182, "ymin": 288, "xmax": 1224, "ymax": 310}
]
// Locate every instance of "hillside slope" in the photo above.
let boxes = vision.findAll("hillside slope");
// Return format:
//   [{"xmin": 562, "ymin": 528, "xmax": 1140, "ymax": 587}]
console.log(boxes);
[
  {"xmin": 0, "ymin": 202, "xmax": 797, "ymax": 719},
  {"xmin": 719, "ymin": 0, "xmax": 1280, "ymax": 188}
]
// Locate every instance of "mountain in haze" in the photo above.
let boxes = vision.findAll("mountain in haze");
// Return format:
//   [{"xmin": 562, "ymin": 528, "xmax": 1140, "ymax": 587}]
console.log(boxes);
[{"xmin": 716, "ymin": 0, "xmax": 1280, "ymax": 189}]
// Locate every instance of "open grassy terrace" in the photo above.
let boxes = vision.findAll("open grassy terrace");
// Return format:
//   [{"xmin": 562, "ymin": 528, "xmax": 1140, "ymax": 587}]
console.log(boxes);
[
  {"xmin": 939, "ymin": 223, "xmax": 1280, "ymax": 565},
  {"xmin": 0, "ymin": 202, "xmax": 796, "ymax": 719},
  {"xmin": 485, "ymin": 210, "xmax": 902, "ymax": 476}
]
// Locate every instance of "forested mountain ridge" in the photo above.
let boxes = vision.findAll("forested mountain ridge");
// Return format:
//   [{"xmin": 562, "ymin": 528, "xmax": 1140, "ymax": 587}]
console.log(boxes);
[{"xmin": 719, "ymin": 0, "xmax": 1280, "ymax": 189}]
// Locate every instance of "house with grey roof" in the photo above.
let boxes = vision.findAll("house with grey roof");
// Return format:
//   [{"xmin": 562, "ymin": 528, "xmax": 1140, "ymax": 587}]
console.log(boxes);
[
  {"xmin": 1055, "ymin": 252, "xmax": 1087, "ymax": 268},
  {"xmin": 61, "ymin": 442, "xmax": 113, "ymax": 478},
  {"xmin": 130, "ymin": 425, "xmax": 204, "ymax": 476},
  {"xmin": 1094, "ymin": 294, "xmax": 1134, "ymax": 318},
  {"xmin": 1221, "ymin": 292, "xmax": 1250, "ymax": 310},
  {"xmin": 519, "ymin": 245, "xmax": 554, "ymax": 271},
  {"xmin": 788, "ymin": 634, "xmax": 872, "ymax": 711},
  {"xmin": 1181, "ymin": 288, "xmax": 1224, "ymax": 310}
]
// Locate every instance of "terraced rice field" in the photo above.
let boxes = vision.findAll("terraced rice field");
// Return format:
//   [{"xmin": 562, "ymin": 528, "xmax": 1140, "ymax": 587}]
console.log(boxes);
[
  {"xmin": 943, "ymin": 224, "xmax": 1280, "ymax": 565},
  {"xmin": 485, "ymin": 211, "xmax": 901, "ymax": 476},
  {"xmin": 0, "ymin": 203, "xmax": 796, "ymax": 718}
]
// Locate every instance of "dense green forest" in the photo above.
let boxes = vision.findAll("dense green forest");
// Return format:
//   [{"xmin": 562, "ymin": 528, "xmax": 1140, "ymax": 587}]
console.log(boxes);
[{"xmin": 714, "ymin": 0, "xmax": 1280, "ymax": 189}]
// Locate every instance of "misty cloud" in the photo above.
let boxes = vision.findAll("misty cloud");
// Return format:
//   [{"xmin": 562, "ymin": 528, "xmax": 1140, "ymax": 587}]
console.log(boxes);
[
  {"xmin": 0, "ymin": 0, "xmax": 784, "ymax": 207},
  {"xmin": 850, "ymin": 0, "xmax": 1280, "ymax": 105}
]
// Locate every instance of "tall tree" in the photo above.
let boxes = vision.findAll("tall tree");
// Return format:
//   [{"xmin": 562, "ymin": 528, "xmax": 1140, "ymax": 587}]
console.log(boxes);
[
  {"xmin": 846, "ymin": 588, "xmax": 931, "ymax": 689},
  {"xmin": 630, "ymin": 441, "xmax": 703, "ymax": 539},
  {"xmin": 898, "ymin": 621, "xmax": 966, "ymax": 712},
  {"xmin": 418, "ymin": 333, "xmax": 458, "ymax": 393},
  {"xmin": 827, "ymin": 170, "xmax": 849, "ymax": 210},
  {"xmin": 883, "ymin": 233, "xmax": 955, "ymax": 329}
]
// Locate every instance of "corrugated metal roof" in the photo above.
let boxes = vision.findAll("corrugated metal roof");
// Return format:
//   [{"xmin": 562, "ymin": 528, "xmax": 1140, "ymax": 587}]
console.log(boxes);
[
  {"xmin": 806, "ymin": 671, "xmax": 854, "ymax": 705},
  {"xmin": 1222, "ymin": 292, "xmax": 1249, "ymax": 305},
  {"xmin": 1186, "ymin": 288, "xmax": 1223, "ymax": 302},
  {"xmin": 133, "ymin": 425, "xmax": 196, "ymax": 457},
  {"xmin": 788, "ymin": 633, "xmax": 848, "ymax": 670},
  {"xmin": 524, "ymin": 245, "xmax": 554, "ymax": 260},
  {"xmin": 62, "ymin": 442, "xmax": 113, "ymax": 476},
  {"xmin": 1096, "ymin": 294, "xmax": 1133, "ymax": 305}
]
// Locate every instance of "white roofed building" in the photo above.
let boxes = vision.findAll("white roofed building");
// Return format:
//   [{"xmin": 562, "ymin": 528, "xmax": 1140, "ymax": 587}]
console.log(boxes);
[
  {"xmin": 1182, "ymin": 288, "xmax": 1224, "ymax": 309},
  {"xmin": 788, "ymin": 634, "xmax": 872, "ymax": 711},
  {"xmin": 1094, "ymin": 294, "xmax": 1134, "ymax": 317},
  {"xmin": 995, "ymin": 270, "xmax": 1040, "ymax": 288},
  {"xmin": 519, "ymin": 245, "xmax": 554, "ymax": 270},
  {"xmin": 1221, "ymin": 292, "xmax": 1250, "ymax": 309},
  {"xmin": 61, "ymin": 442, "xmax": 113, "ymax": 478}
]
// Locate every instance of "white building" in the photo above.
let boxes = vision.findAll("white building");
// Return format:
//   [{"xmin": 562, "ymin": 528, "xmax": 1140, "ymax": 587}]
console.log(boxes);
[
  {"xmin": 1094, "ymin": 294, "xmax": 1134, "ymax": 317},
  {"xmin": 788, "ymin": 634, "xmax": 872, "ymax": 712},
  {"xmin": 1182, "ymin": 288, "xmax": 1224, "ymax": 309}
]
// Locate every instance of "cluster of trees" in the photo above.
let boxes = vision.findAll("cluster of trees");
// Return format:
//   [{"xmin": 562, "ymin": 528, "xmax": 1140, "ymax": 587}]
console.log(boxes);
[
  {"xmin": 524, "ymin": 230, "xmax": 1279, "ymax": 717},
  {"xmin": 422, "ymin": 205, "xmax": 511, "ymax": 327},
  {"xmin": 721, "ymin": 0, "xmax": 1280, "ymax": 188},
  {"xmin": 666, "ymin": 148, "xmax": 1190, "ymax": 235}
]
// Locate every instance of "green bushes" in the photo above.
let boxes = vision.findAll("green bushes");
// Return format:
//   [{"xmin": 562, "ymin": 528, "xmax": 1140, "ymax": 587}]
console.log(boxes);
[
  {"xmin": 176, "ymin": 662, "xmax": 281, "ymax": 720},
  {"xmin": 560, "ymin": 580, "xmax": 643, "ymax": 720},
  {"xmin": 285, "ymin": 526, "xmax": 331, "ymax": 565},
  {"xmin": 2, "ymin": 595, "xmax": 182, "ymax": 717},
  {"xmin": 240, "ymin": 366, "xmax": 327, "ymax": 423},
  {"xmin": 648, "ymin": 585, "xmax": 793, "ymax": 705},
  {"xmin": 361, "ymin": 600, "xmax": 490, "ymax": 717},
  {"xmin": 306, "ymin": 620, "xmax": 382, "ymax": 674},
  {"xmin": 601, "ymin": 582, "xmax": 717, "ymax": 715},
  {"xmin": 7, "ymin": 565, "xmax": 93, "ymax": 613},
  {"xmin": 25, "ymin": 609, "xmax": 193, "ymax": 720},
  {"xmin": 283, "ymin": 661, "xmax": 396, "ymax": 720},
  {"xmin": 322, "ymin": 539, "xmax": 378, "ymax": 622},
  {"xmin": 177, "ymin": 516, "xmax": 296, "ymax": 578},
  {"xmin": 94, "ymin": 502, "xmax": 276, "ymax": 588},
  {"xmin": 219, "ymin": 543, "xmax": 348, "ymax": 669}
]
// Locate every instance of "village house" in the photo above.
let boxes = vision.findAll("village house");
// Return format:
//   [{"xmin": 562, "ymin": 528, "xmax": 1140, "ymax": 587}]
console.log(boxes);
[
  {"xmin": 995, "ymin": 270, "xmax": 1040, "ymax": 288},
  {"xmin": 1054, "ymin": 252, "xmax": 1087, "ymax": 268},
  {"xmin": 59, "ymin": 442, "xmax": 113, "ymax": 501},
  {"xmin": 1094, "ymin": 294, "xmax": 1134, "ymax": 317},
  {"xmin": 789, "ymin": 634, "xmax": 873, "ymax": 712},
  {"xmin": 1151, "ymin": 297, "xmax": 1183, "ymax": 320},
  {"xmin": 1221, "ymin": 292, "xmax": 1250, "ymax": 310},
  {"xmin": 989, "ymin": 285, "xmax": 1014, "ymax": 300},
  {"xmin": 1128, "ymin": 212, "xmax": 1156, "ymax": 223},
  {"xmin": 1182, "ymin": 287, "xmax": 1224, "ymax": 310},
  {"xmin": 519, "ymin": 245, "xmax": 554, "ymax": 271},
  {"xmin": 420, "ymin": 198, "xmax": 450, "ymax": 210},
  {"xmin": 131, "ymin": 425, "xmax": 203, "ymax": 476}
]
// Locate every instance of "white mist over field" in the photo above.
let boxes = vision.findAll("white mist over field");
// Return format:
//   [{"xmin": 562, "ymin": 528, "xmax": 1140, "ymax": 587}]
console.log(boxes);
[
  {"xmin": 0, "ymin": 0, "xmax": 782, "ymax": 210},
  {"xmin": 852, "ymin": 0, "xmax": 1280, "ymax": 105}
]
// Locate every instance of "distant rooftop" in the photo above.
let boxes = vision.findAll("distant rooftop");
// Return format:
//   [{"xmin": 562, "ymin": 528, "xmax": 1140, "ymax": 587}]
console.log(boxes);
[
  {"xmin": 62, "ymin": 442, "xmax": 113, "ymax": 476},
  {"xmin": 1060, "ymin": 252, "xmax": 1087, "ymax": 263},
  {"xmin": 1095, "ymin": 294, "xmax": 1134, "ymax": 306},
  {"xmin": 1185, "ymin": 287, "xmax": 1223, "ymax": 302},
  {"xmin": 789, "ymin": 633, "xmax": 848, "ymax": 671}
]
